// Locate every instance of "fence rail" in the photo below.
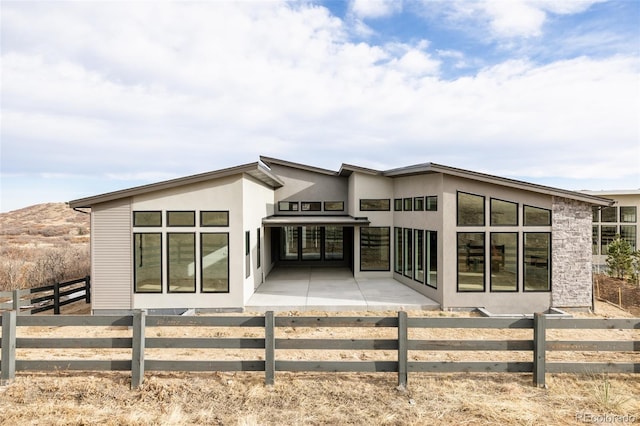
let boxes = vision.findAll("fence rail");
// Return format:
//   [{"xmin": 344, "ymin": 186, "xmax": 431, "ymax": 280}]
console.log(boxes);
[
  {"xmin": 0, "ymin": 276, "xmax": 90, "ymax": 315},
  {"xmin": 1, "ymin": 311, "xmax": 638, "ymax": 389}
]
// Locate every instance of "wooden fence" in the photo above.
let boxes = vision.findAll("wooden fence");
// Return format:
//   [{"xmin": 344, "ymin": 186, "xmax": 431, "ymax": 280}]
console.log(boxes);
[
  {"xmin": 0, "ymin": 276, "xmax": 90, "ymax": 315},
  {"xmin": 1, "ymin": 311, "xmax": 638, "ymax": 389}
]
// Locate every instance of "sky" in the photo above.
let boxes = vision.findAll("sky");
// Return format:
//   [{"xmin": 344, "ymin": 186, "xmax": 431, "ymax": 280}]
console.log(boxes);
[{"xmin": 1, "ymin": 0, "xmax": 639, "ymax": 213}]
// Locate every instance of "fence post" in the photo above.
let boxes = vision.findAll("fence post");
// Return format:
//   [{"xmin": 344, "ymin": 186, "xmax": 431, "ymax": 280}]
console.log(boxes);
[
  {"xmin": 1, "ymin": 310, "xmax": 17, "ymax": 385},
  {"xmin": 12, "ymin": 289, "xmax": 21, "ymax": 313},
  {"xmin": 85, "ymin": 276, "xmax": 91, "ymax": 304},
  {"xmin": 265, "ymin": 311, "xmax": 275, "ymax": 386},
  {"xmin": 131, "ymin": 310, "xmax": 146, "ymax": 389},
  {"xmin": 398, "ymin": 311, "xmax": 408, "ymax": 389},
  {"xmin": 533, "ymin": 312, "xmax": 546, "ymax": 387},
  {"xmin": 53, "ymin": 283, "xmax": 60, "ymax": 315}
]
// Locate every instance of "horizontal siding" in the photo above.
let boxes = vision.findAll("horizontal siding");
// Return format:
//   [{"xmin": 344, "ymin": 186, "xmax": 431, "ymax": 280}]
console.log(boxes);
[{"xmin": 92, "ymin": 199, "xmax": 132, "ymax": 310}]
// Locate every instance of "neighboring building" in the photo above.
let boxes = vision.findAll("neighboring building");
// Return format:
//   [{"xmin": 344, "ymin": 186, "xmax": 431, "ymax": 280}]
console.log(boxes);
[
  {"xmin": 69, "ymin": 156, "xmax": 612, "ymax": 314},
  {"xmin": 582, "ymin": 190, "xmax": 640, "ymax": 272}
]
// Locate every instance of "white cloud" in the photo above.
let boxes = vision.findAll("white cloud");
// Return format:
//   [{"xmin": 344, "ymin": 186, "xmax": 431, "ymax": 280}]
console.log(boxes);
[{"xmin": 350, "ymin": 0, "xmax": 402, "ymax": 19}]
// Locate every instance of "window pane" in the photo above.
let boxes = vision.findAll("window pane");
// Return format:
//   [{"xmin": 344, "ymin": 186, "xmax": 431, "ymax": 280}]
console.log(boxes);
[
  {"xmin": 280, "ymin": 226, "xmax": 299, "ymax": 260},
  {"xmin": 490, "ymin": 233, "xmax": 518, "ymax": 292},
  {"xmin": 426, "ymin": 231, "xmax": 437, "ymax": 288},
  {"xmin": 360, "ymin": 199, "xmax": 390, "ymax": 211},
  {"xmin": 414, "ymin": 197, "xmax": 424, "ymax": 211},
  {"xmin": 592, "ymin": 206, "xmax": 600, "ymax": 222},
  {"xmin": 301, "ymin": 202, "xmax": 321, "ymax": 211},
  {"xmin": 134, "ymin": 233, "xmax": 162, "ymax": 293},
  {"xmin": 457, "ymin": 232, "xmax": 485, "ymax": 291},
  {"xmin": 403, "ymin": 228, "xmax": 412, "ymax": 278},
  {"xmin": 620, "ymin": 225, "xmax": 637, "ymax": 250},
  {"xmin": 394, "ymin": 227, "xmax": 403, "ymax": 274},
  {"xmin": 457, "ymin": 192, "xmax": 485, "ymax": 226},
  {"xmin": 257, "ymin": 228, "xmax": 261, "ymax": 269},
  {"xmin": 325, "ymin": 226, "xmax": 344, "ymax": 260},
  {"xmin": 167, "ymin": 211, "xmax": 195, "ymax": 227},
  {"xmin": 524, "ymin": 233, "xmax": 550, "ymax": 292},
  {"xmin": 592, "ymin": 226, "xmax": 599, "ymax": 255},
  {"xmin": 601, "ymin": 206, "xmax": 617, "ymax": 222},
  {"xmin": 201, "ymin": 211, "xmax": 229, "ymax": 227},
  {"xmin": 245, "ymin": 231, "xmax": 250, "ymax": 278},
  {"xmin": 134, "ymin": 211, "xmax": 162, "ymax": 227},
  {"xmin": 414, "ymin": 229, "xmax": 424, "ymax": 283},
  {"xmin": 426, "ymin": 196, "xmax": 438, "ymax": 212},
  {"xmin": 600, "ymin": 225, "xmax": 617, "ymax": 254},
  {"xmin": 524, "ymin": 206, "xmax": 551, "ymax": 226},
  {"xmin": 279, "ymin": 201, "xmax": 299, "ymax": 212},
  {"xmin": 302, "ymin": 226, "xmax": 321, "ymax": 260},
  {"xmin": 360, "ymin": 227, "xmax": 390, "ymax": 271},
  {"xmin": 490, "ymin": 199, "xmax": 518, "ymax": 226},
  {"xmin": 404, "ymin": 198, "xmax": 413, "ymax": 211},
  {"xmin": 620, "ymin": 206, "xmax": 637, "ymax": 223},
  {"xmin": 168, "ymin": 233, "xmax": 196, "ymax": 293},
  {"xmin": 324, "ymin": 201, "xmax": 344, "ymax": 211},
  {"xmin": 394, "ymin": 199, "xmax": 403, "ymax": 211},
  {"xmin": 201, "ymin": 233, "xmax": 229, "ymax": 292}
]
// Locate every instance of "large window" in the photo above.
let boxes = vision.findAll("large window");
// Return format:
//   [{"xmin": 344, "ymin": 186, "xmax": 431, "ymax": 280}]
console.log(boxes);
[
  {"xmin": 426, "ymin": 231, "xmax": 437, "ymax": 288},
  {"xmin": 280, "ymin": 226, "xmax": 299, "ymax": 260},
  {"xmin": 201, "ymin": 233, "xmax": 229, "ymax": 292},
  {"xmin": 394, "ymin": 227, "xmax": 403, "ymax": 274},
  {"xmin": 600, "ymin": 225, "xmax": 617, "ymax": 254},
  {"xmin": 490, "ymin": 233, "xmax": 518, "ymax": 292},
  {"xmin": 302, "ymin": 226, "xmax": 321, "ymax": 260},
  {"xmin": 457, "ymin": 232, "xmax": 485, "ymax": 291},
  {"xmin": 490, "ymin": 199, "xmax": 518, "ymax": 226},
  {"xmin": 360, "ymin": 199, "xmax": 390, "ymax": 211},
  {"xmin": 168, "ymin": 233, "xmax": 196, "ymax": 293},
  {"xmin": 524, "ymin": 206, "xmax": 551, "ymax": 226},
  {"xmin": 621, "ymin": 225, "xmax": 637, "ymax": 250},
  {"xmin": 134, "ymin": 233, "xmax": 162, "ymax": 293},
  {"xmin": 524, "ymin": 233, "xmax": 550, "ymax": 292},
  {"xmin": 403, "ymin": 228, "xmax": 412, "ymax": 278},
  {"xmin": 360, "ymin": 227, "xmax": 390, "ymax": 271},
  {"xmin": 325, "ymin": 226, "xmax": 344, "ymax": 260},
  {"xmin": 620, "ymin": 206, "xmax": 637, "ymax": 223},
  {"xmin": 457, "ymin": 192, "xmax": 485, "ymax": 226},
  {"xmin": 414, "ymin": 229, "xmax": 424, "ymax": 283}
]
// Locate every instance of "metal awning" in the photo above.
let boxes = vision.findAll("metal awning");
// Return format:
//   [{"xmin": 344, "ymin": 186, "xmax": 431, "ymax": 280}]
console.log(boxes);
[{"xmin": 262, "ymin": 215, "xmax": 370, "ymax": 227}]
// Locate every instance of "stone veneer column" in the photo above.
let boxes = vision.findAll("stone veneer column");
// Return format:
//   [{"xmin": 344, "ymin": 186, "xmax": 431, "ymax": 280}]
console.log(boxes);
[{"xmin": 551, "ymin": 197, "xmax": 593, "ymax": 309}]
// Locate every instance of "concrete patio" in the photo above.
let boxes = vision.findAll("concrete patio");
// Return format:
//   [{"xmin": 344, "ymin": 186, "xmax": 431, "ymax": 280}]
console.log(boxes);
[{"xmin": 245, "ymin": 267, "xmax": 440, "ymax": 312}]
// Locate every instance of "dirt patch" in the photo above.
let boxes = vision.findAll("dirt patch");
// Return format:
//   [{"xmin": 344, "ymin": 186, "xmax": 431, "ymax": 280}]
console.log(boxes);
[{"xmin": 594, "ymin": 274, "xmax": 640, "ymax": 317}]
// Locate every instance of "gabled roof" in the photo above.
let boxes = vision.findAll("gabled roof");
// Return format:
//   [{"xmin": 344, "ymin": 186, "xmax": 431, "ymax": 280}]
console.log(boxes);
[{"xmin": 68, "ymin": 162, "xmax": 284, "ymax": 208}]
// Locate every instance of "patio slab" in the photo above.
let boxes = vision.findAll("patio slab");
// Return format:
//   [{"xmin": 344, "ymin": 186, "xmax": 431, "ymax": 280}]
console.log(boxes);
[{"xmin": 245, "ymin": 267, "xmax": 440, "ymax": 312}]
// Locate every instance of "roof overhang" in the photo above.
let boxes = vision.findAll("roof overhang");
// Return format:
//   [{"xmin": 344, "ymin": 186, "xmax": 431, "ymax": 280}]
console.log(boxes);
[{"xmin": 262, "ymin": 215, "xmax": 370, "ymax": 227}]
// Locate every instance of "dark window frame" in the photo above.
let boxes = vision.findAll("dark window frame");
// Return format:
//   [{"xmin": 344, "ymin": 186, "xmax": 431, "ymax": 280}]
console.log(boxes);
[
  {"xmin": 426, "ymin": 196, "xmax": 438, "ymax": 212},
  {"xmin": 278, "ymin": 201, "xmax": 299, "ymax": 212},
  {"xmin": 133, "ymin": 211, "xmax": 162, "ymax": 227},
  {"xmin": 200, "ymin": 211, "xmax": 229, "ymax": 227},
  {"xmin": 359, "ymin": 226, "xmax": 391, "ymax": 271},
  {"xmin": 394, "ymin": 199, "xmax": 403, "ymax": 211},
  {"xmin": 394, "ymin": 227, "xmax": 403, "ymax": 274},
  {"xmin": 489, "ymin": 232, "xmax": 518, "ymax": 292},
  {"xmin": 324, "ymin": 201, "xmax": 345, "ymax": 212},
  {"xmin": 490, "ymin": 198, "xmax": 518, "ymax": 226},
  {"xmin": 200, "ymin": 232, "xmax": 230, "ymax": 294},
  {"xmin": 523, "ymin": 232, "xmax": 551, "ymax": 292},
  {"xmin": 600, "ymin": 206, "xmax": 617, "ymax": 223},
  {"xmin": 301, "ymin": 202, "xmax": 322, "ymax": 212},
  {"xmin": 403, "ymin": 198, "xmax": 413, "ymax": 211},
  {"xmin": 426, "ymin": 230, "xmax": 437, "ymax": 289},
  {"xmin": 457, "ymin": 232, "xmax": 486, "ymax": 292},
  {"xmin": 167, "ymin": 232, "xmax": 196, "ymax": 294},
  {"xmin": 167, "ymin": 211, "xmax": 196, "ymax": 227},
  {"xmin": 523, "ymin": 205, "xmax": 551, "ymax": 226},
  {"xmin": 620, "ymin": 206, "xmax": 637, "ymax": 223},
  {"xmin": 457, "ymin": 191, "xmax": 486, "ymax": 227},
  {"xmin": 360, "ymin": 199, "xmax": 391, "ymax": 211},
  {"xmin": 133, "ymin": 232, "xmax": 163, "ymax": 293},
  {"xmin": 414, "ymin": 197, "xmax": 424, "ymax": 211},
  {"xmin": 413, "ymin": 229, "xmax": 424, "ymax": 284}
]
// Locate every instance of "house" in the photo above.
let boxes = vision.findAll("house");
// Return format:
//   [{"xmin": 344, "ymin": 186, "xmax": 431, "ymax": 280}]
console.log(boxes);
[
  {"xmin": 68, "ymin": 156, "xmax": 613, "ymax": 315},
  {"xmin": 582, "ymin": 190, "xmax": 639, "ymax": 272}
]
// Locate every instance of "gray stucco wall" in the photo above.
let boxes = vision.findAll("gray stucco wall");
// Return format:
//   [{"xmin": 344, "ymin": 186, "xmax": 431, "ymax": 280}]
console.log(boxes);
[{"xmin": 552, "ymin": 196, "xmax": 593, "ymax": 309}]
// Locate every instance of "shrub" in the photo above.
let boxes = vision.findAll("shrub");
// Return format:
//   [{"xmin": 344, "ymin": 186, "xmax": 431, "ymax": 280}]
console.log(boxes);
[{"xmin": 606, "ymin": 235, "xmax": 634, "ymax": 280}]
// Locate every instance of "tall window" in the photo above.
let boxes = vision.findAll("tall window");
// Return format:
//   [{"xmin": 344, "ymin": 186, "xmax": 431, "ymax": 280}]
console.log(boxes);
[
  {"xmin": 620, "ymin": 206, "xmax": 637, "ymax": 223},
  {"xmin": 457, "ymin": 232, "xmax": 485, "ymax": 291},
  {"xmin": 394, "ymin": 227, "xmax": 403, "ymax": 274},
  {"xmin": 403, "ymin": 228, "xmax": 412, "ymax": 278},
  {"xmin": 592, "ymin": 226, "xmax": 599, "ymax": 255},
  {"xmin": 201, "ymin": 233, "xmax": 229, "ymax": 293},
  {"xmin": 426, "ymin": 196, "xmax": 438, "ymax": 212},
  {"xmin": 302, "ymin": 226, "xmax": 321, "ymax": 260},
  {"xmin": 280, "ymin": 226, "xmax": 299, "ymax": 260},
  {"xmin": 457, "ymin": 192, "xmax": 485, "ymax": 226},
  {"xmin": 621, "ymin": 225, "xmax": 637, "ymax": 250},
  {"xmin": 134, "ymin": 233, "xmax": 162, "ymax": 293},
  {"xmin": 414, "ymin": 229, "xmax": 424, "ymax": 283},
  {"xmin": 325, "ymin": 226, "xmax": 344, "ymax": 260},
  {"xmin": 360, "ymin": 227, "xmax": 390, "ymax": 271},
  {"xmin": 394, "ymin": 199, "xmax": 403, "ymax": 211},
  {"xmin": 168, "ymin": 233, "xmax": 196, "ymax": 293},
  {"xmin": 524, "ymin": 233, "xmax": 550, "ymax": 291},
  {"xmin": 490, "ymin": 233, "xmax": 518, "ymax": 292},
  {"xmin": 426, "ymin": 231, "xmax": 437, "ymax": 288},
  {"xmin": 403, "ymin": 198, "xmax": 413, "ymax": 211},
  {"xmin": 256, "ymin": 228, "xmax": 261, "ymax": 268},
  {"xmin": 245, "ymin": 231, "xmax": 251, "ymax": 278},
  {"xmin": 600, "ymin": 225, "xmax": 617, "ymax": 254}
]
